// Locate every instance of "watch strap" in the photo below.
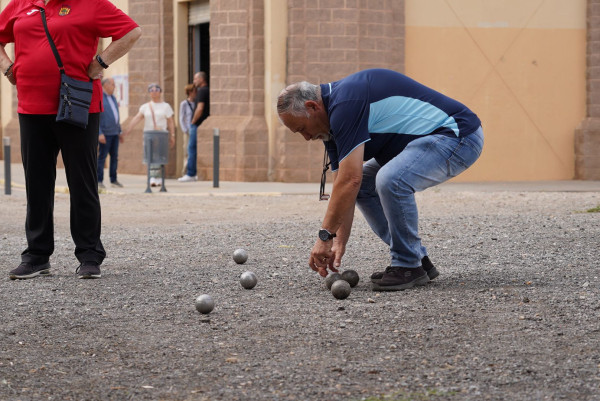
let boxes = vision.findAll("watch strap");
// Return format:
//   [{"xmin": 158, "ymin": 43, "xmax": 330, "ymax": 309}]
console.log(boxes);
[{"xmin": 96, "ymin": 54, "xmax": 109, "ymax": 69}]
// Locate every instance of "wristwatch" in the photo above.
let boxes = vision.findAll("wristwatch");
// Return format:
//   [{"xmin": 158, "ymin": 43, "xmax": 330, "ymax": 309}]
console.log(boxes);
[
  {"xmin": 96, "ymin": 54, "xmax": 109, "ymax": 69},
  {"xmin": 318, "ymin": 228, "xmax": 336, "ymax": 241}
]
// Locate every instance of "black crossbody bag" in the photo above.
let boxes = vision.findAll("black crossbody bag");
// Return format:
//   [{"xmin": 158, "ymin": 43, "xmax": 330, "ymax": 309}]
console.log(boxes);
[{"xmin": 40, "ymin": 8, "xmax": 93, "ymax": 129}]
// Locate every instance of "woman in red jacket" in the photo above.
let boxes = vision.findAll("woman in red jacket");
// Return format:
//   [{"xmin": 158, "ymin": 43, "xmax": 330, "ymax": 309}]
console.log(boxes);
[{"xmin": 0, "ymin": 0, "xmax": 141, "ymax": 279}]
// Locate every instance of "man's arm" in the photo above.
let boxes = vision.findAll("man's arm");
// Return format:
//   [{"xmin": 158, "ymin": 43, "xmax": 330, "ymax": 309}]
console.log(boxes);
[
  {"xmin": 322, "ymin": 144, "xmax": 364, "ymax": 234},
  {"xmin": 309, "ymin": 144, "xmax": 364, "ymax": 276},
  {"xmin": 191, "ymin": 102, "xmax": 205, "ymax": 125},
  {"xmin": 329, "ymin": 171, "xmax": 356, "ymax": 268}
]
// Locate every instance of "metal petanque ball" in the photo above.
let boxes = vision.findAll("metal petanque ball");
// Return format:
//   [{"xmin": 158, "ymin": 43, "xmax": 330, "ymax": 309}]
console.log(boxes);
[
  {"xmin": 233, "ymin": 248, "xmax": 248, "ymax": 264},
  {"xmin": 195, "ymin": 294, "xmax": 215, "ymax": 314},
  {"xmin": 331, "ymin": 279, "xmax": 351, "ymax": 300},
  {"xmin": 324, "ymin": 272, "xmax": 342, "ymax": 290},
  {"xmin": 341, "ymin": 269, "xmax": 360, "ymax": 287},
  {"xmin": 240, "ymin": 271, "xmax": 258, "ymax": 290}
]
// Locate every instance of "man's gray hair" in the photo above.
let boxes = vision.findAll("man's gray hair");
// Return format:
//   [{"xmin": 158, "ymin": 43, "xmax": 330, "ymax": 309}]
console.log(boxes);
[{"xmin": 277, "ymin": 81, "xmax": 320, "ymax": 117}]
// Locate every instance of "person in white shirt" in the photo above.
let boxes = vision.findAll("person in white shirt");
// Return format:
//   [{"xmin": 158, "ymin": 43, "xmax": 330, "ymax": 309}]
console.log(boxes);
[
  {"xmin": 178, "ymin": 84, "xmax": 196, "ymax": 176},
  {"xmin": 123, "ymin": 83, "xmax": 175, "ymax": 187}
]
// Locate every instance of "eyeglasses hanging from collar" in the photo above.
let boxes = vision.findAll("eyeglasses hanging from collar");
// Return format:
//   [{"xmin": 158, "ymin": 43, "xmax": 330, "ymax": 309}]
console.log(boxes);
[{"xmin": 320, "ymin": 147, "xmax": 331, "ymax": 201}]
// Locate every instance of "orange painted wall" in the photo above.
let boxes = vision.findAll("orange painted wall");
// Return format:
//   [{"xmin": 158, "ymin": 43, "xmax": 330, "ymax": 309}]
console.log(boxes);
[{"xmin": 405, "ymin": 0, "xmax": 586, "ymax": 181}]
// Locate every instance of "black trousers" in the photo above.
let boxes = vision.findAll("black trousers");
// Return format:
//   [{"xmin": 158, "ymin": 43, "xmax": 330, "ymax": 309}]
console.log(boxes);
[{"xmin": 19, "ymin": 113, "xmax": 106, "ymax": 265}]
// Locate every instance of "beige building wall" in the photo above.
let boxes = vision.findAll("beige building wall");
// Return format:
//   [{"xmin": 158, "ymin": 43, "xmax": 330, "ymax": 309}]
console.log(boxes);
[
  {"xmin": 196, "ymin": 0, "xmax": 270, "ymax": 182},
  {"xmin": 1, "ymin": 1, "xmax": 594, "ymax": 183},
  {"xmin": 118, "ymin": 0, "xmax": 177, "ymax": 176},
  {"xmin": 275, "ymin": 0, "xmax": 405, "ymax": 182},
  {"xmin": 405, "ymin": 0, "xmax": 587, "ymax": 181},
  {"xmin": 575, "ymin": 0, "xmax": 600, "ymax": 180}
]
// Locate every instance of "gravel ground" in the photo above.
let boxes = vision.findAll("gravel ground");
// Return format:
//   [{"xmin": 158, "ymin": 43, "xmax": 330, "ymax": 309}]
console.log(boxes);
[{"xmin": 1, "ymin": 186, "xmax": 599, "ymax": 401}]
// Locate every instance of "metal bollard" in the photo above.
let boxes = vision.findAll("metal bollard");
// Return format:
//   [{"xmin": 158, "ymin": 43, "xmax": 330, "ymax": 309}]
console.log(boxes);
[
  {"xmin": 213, "ymin": 128, "xmax": 219, "ymax": 188},
  {"xmin": 3, "ymin": 137, "xmax": 10, "ymax": 195},
  {"xmin": 145, "ymin": 137, "xmax": 153, "ymax": 193}
]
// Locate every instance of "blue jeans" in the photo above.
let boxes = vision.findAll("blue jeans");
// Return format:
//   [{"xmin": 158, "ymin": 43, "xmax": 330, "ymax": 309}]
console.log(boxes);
[
  {"xmin": 186, "ymin": 124, "xmax": 198, "ymax": 177},
  {"xmin": 356, "ymin": 127, "xmax": 484, "ymax": 267},
  {"xmin": 97, "ymin": 134, "xmax": 120, "ymax": 183}
]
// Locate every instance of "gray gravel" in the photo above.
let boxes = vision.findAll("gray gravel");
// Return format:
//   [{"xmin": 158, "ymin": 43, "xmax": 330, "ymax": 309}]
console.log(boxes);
[{"xmin": 1, "ymin": 187, "xmax": 599, "ymax": 401}]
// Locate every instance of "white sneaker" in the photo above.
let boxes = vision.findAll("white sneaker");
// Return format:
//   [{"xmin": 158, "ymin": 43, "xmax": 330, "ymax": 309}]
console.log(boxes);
[
  {"xmin": 150, "ymin": 177, "xmax": 162, "ymax": 187},
  {"xmin": 178, "ymin": 175, "xmax": 197, "ymax": 182}
]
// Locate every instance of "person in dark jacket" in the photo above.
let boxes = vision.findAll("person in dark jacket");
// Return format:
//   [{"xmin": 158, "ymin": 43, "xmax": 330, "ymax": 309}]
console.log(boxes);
[{"xmin": 98, "ymin": 77, "xmax": 123, "ymax": 189}]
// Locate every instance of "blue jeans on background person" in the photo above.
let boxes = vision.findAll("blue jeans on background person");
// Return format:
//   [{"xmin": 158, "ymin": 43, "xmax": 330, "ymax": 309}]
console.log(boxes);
[
  {"xmin": 356, "ymin": 127, "xmax": 484, "ymax": 268},
  {"xmin": 186, "ymin": 123, "xmax": 198, "ymax": 177},
  {"xmin": 97, "ymin": 134, "xmax": 120, "ymax": 183}
]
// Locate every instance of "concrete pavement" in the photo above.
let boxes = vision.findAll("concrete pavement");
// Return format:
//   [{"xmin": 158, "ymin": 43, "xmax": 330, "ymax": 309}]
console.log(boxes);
[{"xmin": 1, "ymin": 162, "xmax": 599, "ymax": 196}]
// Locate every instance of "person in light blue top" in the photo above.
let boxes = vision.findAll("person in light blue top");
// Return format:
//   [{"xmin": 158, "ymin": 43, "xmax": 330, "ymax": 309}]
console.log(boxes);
[
  {"xmin": 97, "ymin": 77, "xmax": 123, "ymax": 189},
  {"xmin": 277, "ymin": 69, "xmax": 484, "ymax": 291}
]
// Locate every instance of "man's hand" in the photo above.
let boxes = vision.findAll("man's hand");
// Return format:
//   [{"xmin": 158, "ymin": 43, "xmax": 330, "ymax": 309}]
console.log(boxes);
[
  {"xmin": 313, "ymin": 144, "xmax": 363, "ymax": 276},
  {"xmin": 330, "ymin": 236, "xmax": 346, "ymax": 269},
  {"xmin": 309, "ymin": 239, "xmax": 338, "ymax": 277},
  {"xmin": 98, "ymin": 134, "xmax": 106, "ymax": 145}
]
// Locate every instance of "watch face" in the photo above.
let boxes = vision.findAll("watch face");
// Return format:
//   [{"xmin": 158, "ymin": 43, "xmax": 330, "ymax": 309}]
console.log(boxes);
[{"xmin": 319, "ymin": 229, "xmax": 330, "ymax": 241}]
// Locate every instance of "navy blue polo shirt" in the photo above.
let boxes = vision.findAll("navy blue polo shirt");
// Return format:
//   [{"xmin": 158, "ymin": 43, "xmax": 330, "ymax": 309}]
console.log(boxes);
[{"xmin": 321, "ymin": 69, "xmax": 481, "ymax": 170}]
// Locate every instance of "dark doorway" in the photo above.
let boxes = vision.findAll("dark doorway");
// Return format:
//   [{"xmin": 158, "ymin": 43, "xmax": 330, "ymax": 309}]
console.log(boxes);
[{"xmin": 188, "ymin": 22, "xmax": 210, "ymax": 83}]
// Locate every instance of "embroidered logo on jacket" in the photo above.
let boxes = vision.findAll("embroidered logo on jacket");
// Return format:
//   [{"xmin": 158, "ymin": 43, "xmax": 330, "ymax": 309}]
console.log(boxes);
[
  {"xmin": 26, "ymin": 9, "xmax": 39, "ymax": 15},
  {"xmin": 59, "ymin": 6, "xmax": 71, "ymax": 16}
]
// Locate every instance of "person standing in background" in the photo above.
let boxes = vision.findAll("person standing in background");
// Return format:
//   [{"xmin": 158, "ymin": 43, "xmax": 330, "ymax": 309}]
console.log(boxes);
[
  {"xmin": 178, "ymin": 83, "xmax": 196, "ymax": 177},
  {"xmin": 122, "ymin": 83, "xmax": 175, "ymax": 187},
  {"xmin": 98, "ymin": 77, "xmax": 123, "ymax": 189},
  {"xmin": 178, "ymin": 71, "xmax": 209, "ymax": 182}
]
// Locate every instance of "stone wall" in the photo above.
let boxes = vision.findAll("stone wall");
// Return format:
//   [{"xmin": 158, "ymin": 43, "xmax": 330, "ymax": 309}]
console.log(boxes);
[
  {"xmin": 575, "ymin": 0, "xmax": 600, "ymax": 179},
  {"xmin": 195, "ymin": 0, "xmax": 269, "ymax": 181},
  {"xmin": 118, "ymin": 0, "xmax": 176, "ymax": 176},
  {"xmin": 274, "ymin": 0, "xmax": 404, "ymax": 182}
]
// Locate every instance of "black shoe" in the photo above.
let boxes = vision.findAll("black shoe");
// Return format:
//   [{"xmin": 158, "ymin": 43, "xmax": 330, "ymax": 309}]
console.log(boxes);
[
  {"xmin": 371, "ymin": 266, "xmax": 430, "ymax": 291},
  {"xmin": 9, "ymin": 262, "xmax": 51, "ymax": 280},
  {"xmin": 111, "ymin": 181, "xmax": 123, "ymax": 188},
  {"xmin": 370, "ymin": 256, "xmax": 439, "ymax": 284},
  {"xmin": 421, "ymin": 256, "xmax": 439, "ymax": 280},
  {"xmin": 76, "ymin": 262, "xmax": 101, "ymax": 279}
]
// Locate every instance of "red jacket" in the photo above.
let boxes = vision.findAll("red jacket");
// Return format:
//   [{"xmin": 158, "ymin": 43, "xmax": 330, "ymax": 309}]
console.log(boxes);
[{"xmin": 0, "ymin": 0, "xmax": 138, "ymax": 114}]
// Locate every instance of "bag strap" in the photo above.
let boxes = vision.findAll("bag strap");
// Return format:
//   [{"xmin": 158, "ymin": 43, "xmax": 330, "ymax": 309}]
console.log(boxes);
[
  {"xmin": 149, "ymin": 103, "xmax": 158, "ymax": 130},
  {"xmin": 40, "ymin": 8, "xmax": 64, "ymax": 73}
]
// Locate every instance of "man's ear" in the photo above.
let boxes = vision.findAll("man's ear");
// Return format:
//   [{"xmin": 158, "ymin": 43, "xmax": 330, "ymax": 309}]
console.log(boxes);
[{"xmin": 305, "ymin": 100, "xmax": 319, "ymax": 112}]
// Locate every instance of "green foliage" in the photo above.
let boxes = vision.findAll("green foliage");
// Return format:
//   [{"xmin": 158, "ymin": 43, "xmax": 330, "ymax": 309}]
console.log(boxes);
[{"xmin": 586, "ymin": 205, "xmax": 600, "ymax": 213}]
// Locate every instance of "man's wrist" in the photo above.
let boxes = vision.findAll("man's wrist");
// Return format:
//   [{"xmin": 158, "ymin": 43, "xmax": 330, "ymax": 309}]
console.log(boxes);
[{"xmin": 318, "ymin": 228, "xmax": 336, "ymax": 241}]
